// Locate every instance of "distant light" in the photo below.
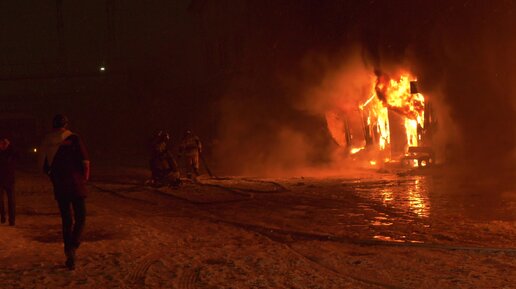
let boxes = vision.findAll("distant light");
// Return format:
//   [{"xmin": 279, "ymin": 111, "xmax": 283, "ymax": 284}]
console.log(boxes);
[
  {"xmin": 33, "ymin": 148, "xmax": 37, "ymax": 153},
  {"xmin": 99, "ymin": 66, "xmax": 106, "ymax": 72},
  {"xmin": 369, "ymin": 160, "xmax": 377, "ymax": 166}
]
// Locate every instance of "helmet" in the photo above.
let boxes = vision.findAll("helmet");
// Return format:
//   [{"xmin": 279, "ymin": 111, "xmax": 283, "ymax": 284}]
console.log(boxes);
[
  {"xmin": 157, "ymin": 130, "xmax": 170, "ymax": 142},
  {"xmin": 52, "ymin": 114, "xmax": 69, "ymax": 128},
  {"xmin": 0, "ymin": 138, "xmax": 9, "ymax": 150}
]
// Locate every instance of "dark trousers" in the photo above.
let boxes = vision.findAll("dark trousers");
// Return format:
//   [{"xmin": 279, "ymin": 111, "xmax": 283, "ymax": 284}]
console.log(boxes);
[
  {"xmin": 0, "ymin": 186, "xmax": 15, "ymax": 224},
  {"xmin": 57, "ymin": 198, "xmax": 86, "ymax": 252},
  {"xmin": 185, "ymin": 153, "xmax": 200, "ymax": 177}
]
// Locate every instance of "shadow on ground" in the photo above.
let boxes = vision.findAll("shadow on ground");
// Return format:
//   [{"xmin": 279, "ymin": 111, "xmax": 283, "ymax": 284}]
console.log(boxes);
[{"xmin": 27, "ymin": 225, "xmax": 128, "ymax": 243}]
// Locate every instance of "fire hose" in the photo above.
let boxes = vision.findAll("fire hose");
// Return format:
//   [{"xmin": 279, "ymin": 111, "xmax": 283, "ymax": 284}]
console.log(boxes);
[{"xmin": 199, "ymin": 150, "xmax": 215, "ymax": 178}]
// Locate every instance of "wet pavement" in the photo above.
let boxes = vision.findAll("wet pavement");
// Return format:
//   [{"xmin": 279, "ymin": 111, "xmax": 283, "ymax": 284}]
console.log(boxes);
[
  {"xmin": 2, "ymin": 168, "xmax": 514, "ymax": 288},
  {"xmin": 197, "ymin": 172, "xmax": 515, "ymax": 249}
]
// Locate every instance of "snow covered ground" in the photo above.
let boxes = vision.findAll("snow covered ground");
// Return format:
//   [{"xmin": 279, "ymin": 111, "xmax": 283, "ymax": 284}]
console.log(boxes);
[{"xmin": 0, "ymin": 167, "xmax": 514, "ymax": 289}]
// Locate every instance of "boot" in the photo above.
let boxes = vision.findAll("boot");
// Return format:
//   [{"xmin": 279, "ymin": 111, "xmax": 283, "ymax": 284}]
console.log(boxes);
[{"xmin": 65, "ymin": 247, "xmax": 76, "ymax": 270}]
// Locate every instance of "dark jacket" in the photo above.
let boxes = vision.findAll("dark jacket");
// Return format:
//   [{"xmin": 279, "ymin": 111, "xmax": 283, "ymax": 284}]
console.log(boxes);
[
  {"xmin": 150, "ymin": 141, "xmax": 178, "ymax": 179},
  {"xmin": 0, "ymin": 146, "xmax": 15, "ymax": 188},
  {"xmin": 43, "ymin": 133, "xmax": 89, "ymax": 200}
]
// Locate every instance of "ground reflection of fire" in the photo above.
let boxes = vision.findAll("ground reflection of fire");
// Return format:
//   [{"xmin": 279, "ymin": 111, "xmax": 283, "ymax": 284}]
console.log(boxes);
[
  {"xmin": 381, "ymin": 189, "xmax": 394, "ymax": 204},
  {"xmin": 407, "ymin": 178, "xmax": 429, "ymax": 218},
  {"xmin": 379, "ymin": 177, "xmax": 430, "ymax": 218}
]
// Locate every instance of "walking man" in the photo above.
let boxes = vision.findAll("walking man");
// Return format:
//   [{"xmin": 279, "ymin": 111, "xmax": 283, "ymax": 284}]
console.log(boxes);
[
  {"xmin": 40, "ymin": 115, "xmax": 90, "ymax": 270},
  {"xmin": 0, "ymin": 138, "xmax": 16, "ymax": 226}
]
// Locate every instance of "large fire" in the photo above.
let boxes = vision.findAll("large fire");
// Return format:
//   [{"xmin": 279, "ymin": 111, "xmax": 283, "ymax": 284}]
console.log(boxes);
[
  {"xmin": 375, "ymin": 74, "xmax": 425, "ymax": 148},
  {"xmin": 327, "ymin": 71, "xmax": 427, "ymax": 163}
]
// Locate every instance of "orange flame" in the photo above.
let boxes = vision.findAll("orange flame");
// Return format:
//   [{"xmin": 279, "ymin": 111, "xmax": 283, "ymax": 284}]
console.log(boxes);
[
  {"xmin": 375, "ymin": 74, "xmax": 425, "ymax": 147},
  {"xmin": 325, "ymin": 71, "xmax": 426, "ymax": 159},
  {"xmin": 375, "ymin": 73, "xmax": 425, "ymax": 147}
]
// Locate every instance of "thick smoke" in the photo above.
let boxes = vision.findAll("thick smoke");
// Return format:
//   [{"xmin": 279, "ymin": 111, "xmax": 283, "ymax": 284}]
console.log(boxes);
[
  {"xmin": 297, "ymin": 48, "xmax": 373, "ymax": 119},
  {"xmin": 212, "ymin": 48, "xmax": 403, "ymax": 176},
  {"xmin": 413, "ymin": 0, "xmax": 516, "ymax": 174},
  {"xmin": 213, "ymin": 73, "xmax": 335, "ymax": 176},
  {"xmin": 212, "ymin": 1, "xmax": 515, "ymax": 178}
]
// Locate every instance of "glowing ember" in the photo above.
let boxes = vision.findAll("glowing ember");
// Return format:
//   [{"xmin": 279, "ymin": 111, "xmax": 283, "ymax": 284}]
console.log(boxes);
[
  {"xmin": 358, "ymin": 94, "xmax": 375, "ymax": 110},
  {"xmin": 350, "ymin": 147, "xmax": 364, "ymax": 154}
]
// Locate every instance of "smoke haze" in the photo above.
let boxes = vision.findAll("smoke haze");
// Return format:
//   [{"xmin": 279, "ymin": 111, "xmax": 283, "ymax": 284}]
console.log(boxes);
[
  {"xmin": 0, "ymin": 1, "xmax": 513, "ymax": 179},
  {"xmin": 212, "ymin": 0, "xmax": 515, "ymax": 177}
]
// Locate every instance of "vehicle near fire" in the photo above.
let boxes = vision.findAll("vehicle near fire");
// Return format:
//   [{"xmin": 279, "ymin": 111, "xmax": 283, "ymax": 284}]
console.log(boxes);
[{"xmin": 400, "ymin": 146, "xmax": 435, "ymax": 168}]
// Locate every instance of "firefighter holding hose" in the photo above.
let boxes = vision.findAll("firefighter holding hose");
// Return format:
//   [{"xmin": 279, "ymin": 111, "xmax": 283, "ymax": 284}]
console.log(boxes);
[
  {"xmin": 148, "ymin": 131, "xmax": 181, "ymax": 187},
  {"xmin": 179, "ymin": 130, "xmax": 202, "ymax": 180}
]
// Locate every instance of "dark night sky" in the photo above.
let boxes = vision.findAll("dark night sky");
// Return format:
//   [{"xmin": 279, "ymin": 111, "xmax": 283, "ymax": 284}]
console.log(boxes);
[{"xmin": 0, "ymin": 0, "xmax": 514, "ymax": 173}]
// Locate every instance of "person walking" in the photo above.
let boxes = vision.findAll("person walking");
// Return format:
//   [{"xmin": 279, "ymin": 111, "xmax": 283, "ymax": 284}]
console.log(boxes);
[{"xmin": 40, "ymin": 114, "xmax": 90, "ymax": 270}]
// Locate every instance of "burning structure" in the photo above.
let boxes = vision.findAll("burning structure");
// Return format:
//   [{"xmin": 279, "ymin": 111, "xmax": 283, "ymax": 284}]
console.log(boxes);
[{"xmin": 326, "ymin": 71, "xmax": 437, "ymax": 168}]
